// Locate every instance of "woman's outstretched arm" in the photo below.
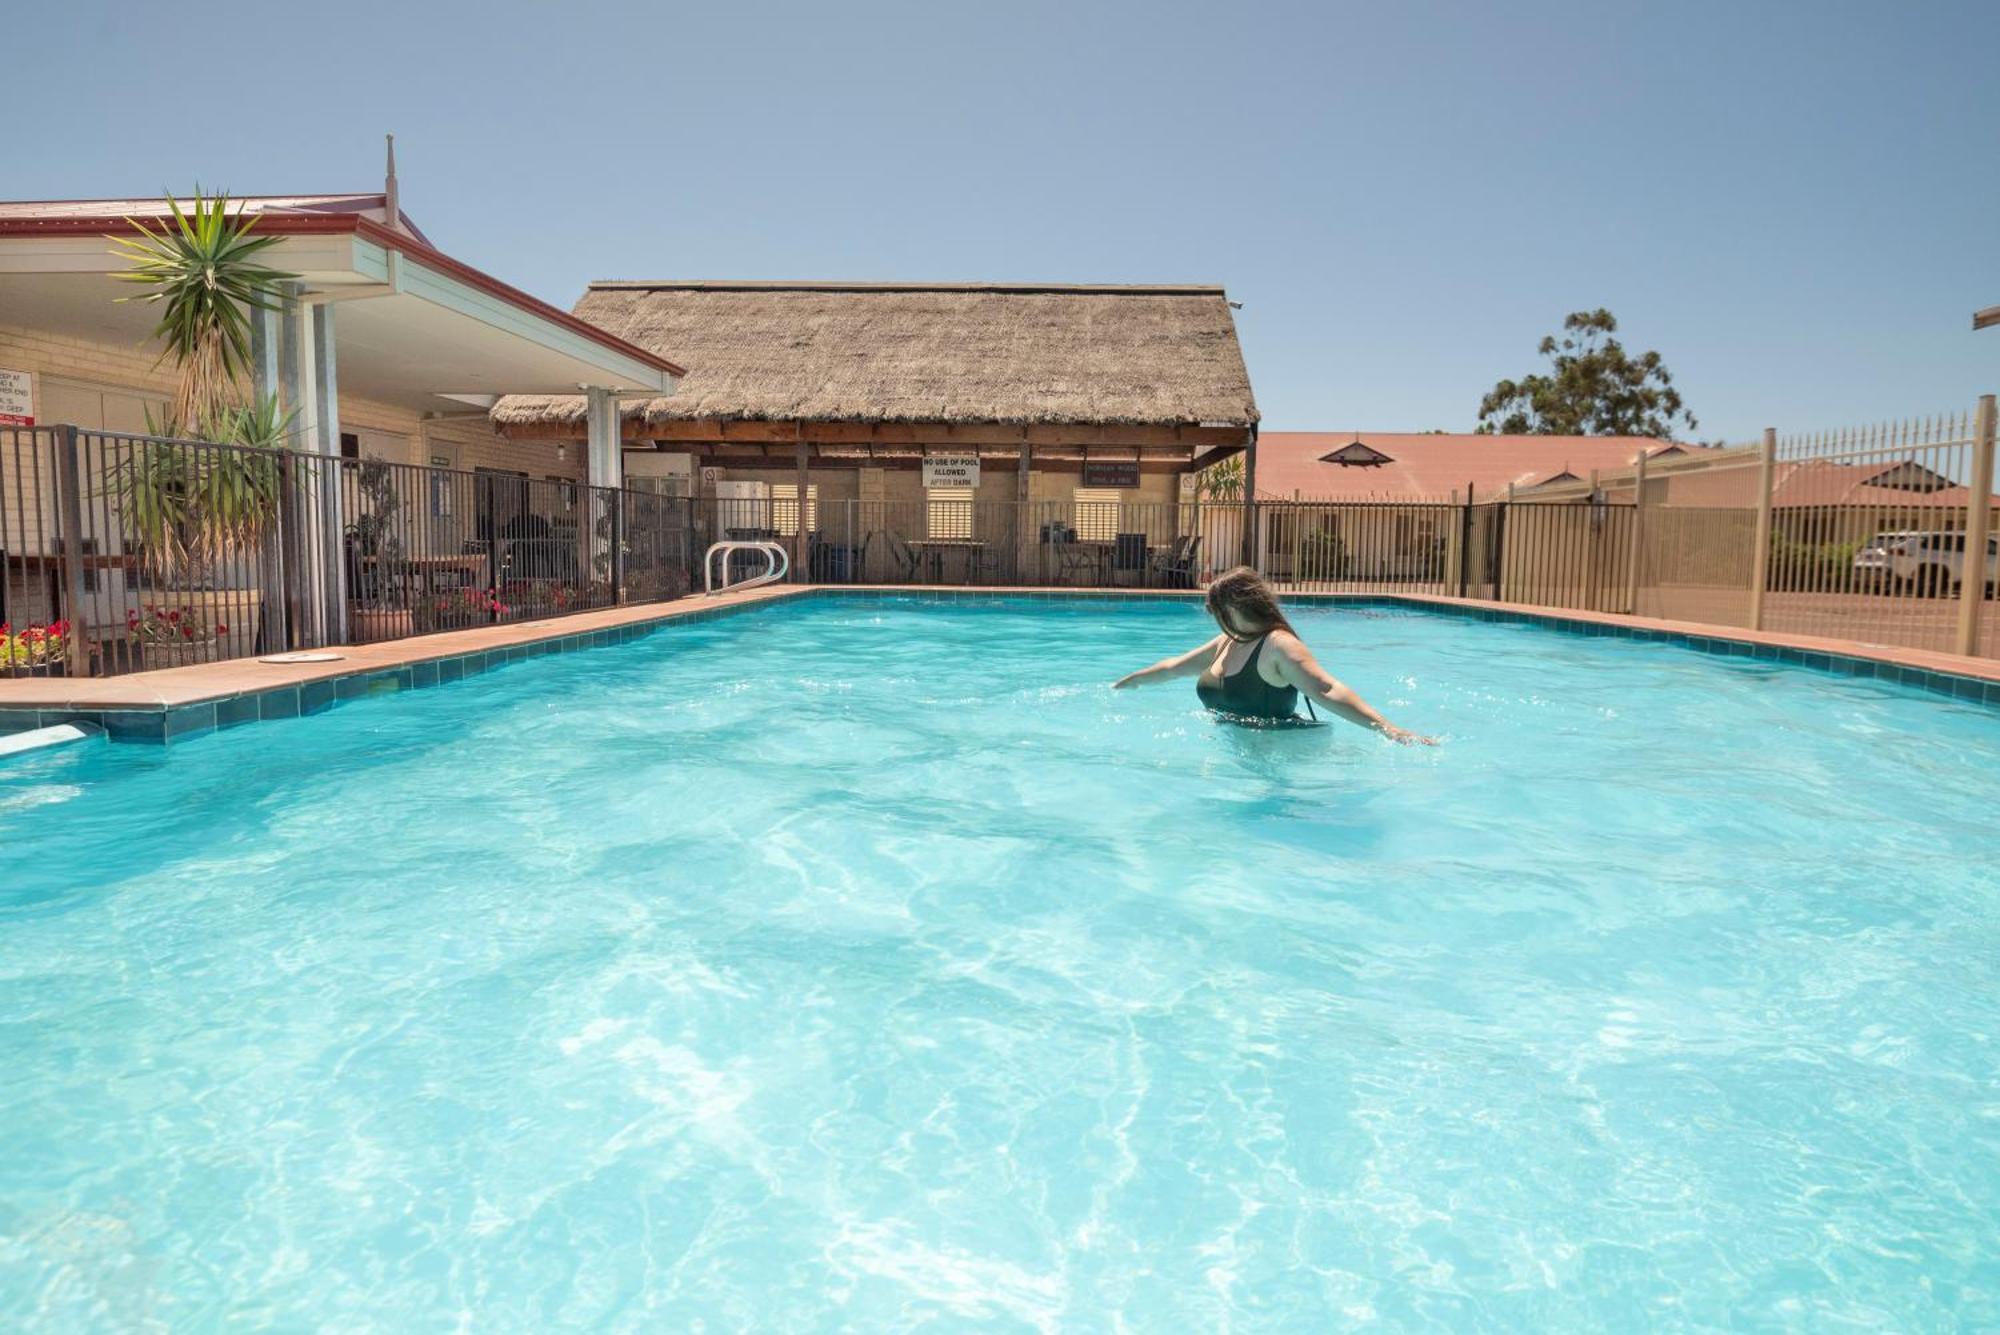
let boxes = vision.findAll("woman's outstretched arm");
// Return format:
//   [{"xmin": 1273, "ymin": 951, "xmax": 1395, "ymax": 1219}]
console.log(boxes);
[
  {"xmin": 1269, "ymin": 632, "xmax": 1437, "ymax": 745},
  {"xmin": 1112, "ymin": 635, "xmax": 1223, "ymax": 689}
]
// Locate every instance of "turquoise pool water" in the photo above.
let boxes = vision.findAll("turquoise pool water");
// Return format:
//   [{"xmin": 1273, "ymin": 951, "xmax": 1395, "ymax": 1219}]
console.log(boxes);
[{"xmin": 2, "ymin": 596, "xmax": 1997, "ymax": 1330}]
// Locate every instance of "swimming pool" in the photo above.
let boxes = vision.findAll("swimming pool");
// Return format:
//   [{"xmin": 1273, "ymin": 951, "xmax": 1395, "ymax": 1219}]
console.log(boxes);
[{"xmin": 2, "ymin": 595, "xmax": 1996, "ymax": 1329}]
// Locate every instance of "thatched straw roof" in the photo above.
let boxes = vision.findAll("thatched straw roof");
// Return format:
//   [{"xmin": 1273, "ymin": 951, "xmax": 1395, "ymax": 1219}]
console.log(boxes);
[{"xmin": 491, "ymin": 282, "xmax": 1258, "ymax": 431}]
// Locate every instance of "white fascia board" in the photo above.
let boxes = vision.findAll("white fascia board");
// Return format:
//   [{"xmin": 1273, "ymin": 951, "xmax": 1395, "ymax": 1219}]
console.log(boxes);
[
  {"xmin": 0, "ymin": 233, "xmax": 357, "ymax": 278},
  {"xmin": 352, "ymin": 237, "xmax": 675, "ymax": 393}
]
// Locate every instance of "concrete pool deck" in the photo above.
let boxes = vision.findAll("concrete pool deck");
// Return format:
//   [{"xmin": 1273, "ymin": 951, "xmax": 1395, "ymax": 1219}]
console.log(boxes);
[{"xmin": 2, "ymin": 584, "xmax": 1997, "ymax": 741}]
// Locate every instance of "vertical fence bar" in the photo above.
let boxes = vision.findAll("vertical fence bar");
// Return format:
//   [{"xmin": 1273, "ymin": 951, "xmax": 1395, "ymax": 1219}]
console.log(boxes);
[
  {"xmin": 1954, "ymin": 394, "xmax": 1997, "ymax": 657},
  {"xmin": 55, "ymin": 426, "xmax": 90, "ymax": 676},
  {"xmin": 1748, "ymin": 427, "xmax": 1777, "ymax": 629},
  {"xmin": 1626, "ymin": 451, "xmax": 1648, "ymax": 615}
]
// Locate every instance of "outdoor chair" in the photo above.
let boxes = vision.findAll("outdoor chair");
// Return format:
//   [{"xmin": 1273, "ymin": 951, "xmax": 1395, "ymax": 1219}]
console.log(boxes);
[
  {"xmin": 1056, "ymin": 541, "xmax": 1104, "ymax": 586},
  {"xmin": 1150, "ymin": 534, "xmax": 1202, "ymax": 589},
  {"xmin": 867, "ymin": 529, "xmax": 925, "ymax": 582}
]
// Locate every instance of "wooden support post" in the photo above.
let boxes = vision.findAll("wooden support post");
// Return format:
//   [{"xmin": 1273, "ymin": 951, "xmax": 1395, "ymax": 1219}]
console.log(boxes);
[
  {"xmin": 1625, "ymin": 450, "xmax": 1648, "ymax": 615},
  {"xmin": 795, "ymin": 438, "xmax": 811, "ymax": 584},
  {"xmin": 1017, "ymin": 438, "xmax": 1033, "ymax": 584},
  {"xmin": 1749, "ymin": 428, "xmax": 1777, "ymax": 629},
  {"xmin": 1239, "ymin": 430, "xmax": 1258, "ymax": 569},
  {"xmin": 1953, "ymin": 394, "xmax": 1997, "ymax": 656}
]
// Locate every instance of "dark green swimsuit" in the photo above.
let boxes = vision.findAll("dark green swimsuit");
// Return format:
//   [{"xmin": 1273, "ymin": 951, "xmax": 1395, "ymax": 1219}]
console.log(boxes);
[{"xmin": 1196, "ymin": 633, "xmax": 1304, "ymax": 722}]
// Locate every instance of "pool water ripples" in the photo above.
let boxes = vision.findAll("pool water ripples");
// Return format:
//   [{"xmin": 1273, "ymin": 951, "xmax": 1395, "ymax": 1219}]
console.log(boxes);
[{"xmin": 1, "ymin": 596, "xmax": 1996, "ymax": 1329}]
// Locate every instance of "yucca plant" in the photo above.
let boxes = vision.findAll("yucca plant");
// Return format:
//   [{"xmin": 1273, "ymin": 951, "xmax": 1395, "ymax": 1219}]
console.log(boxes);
[
  {"xmin": 108, "ymin": 190, "xmax": 296, "ymax": 430},
  {"xmin": 117, "ymin": 396, "xmax": 295, "ymax": 578}
]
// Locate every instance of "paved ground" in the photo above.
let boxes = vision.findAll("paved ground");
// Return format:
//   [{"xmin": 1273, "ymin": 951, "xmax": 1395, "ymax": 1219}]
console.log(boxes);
[{"xmin": 1646, "ymin": 586, "xmax": 2000, "ymax": 659}]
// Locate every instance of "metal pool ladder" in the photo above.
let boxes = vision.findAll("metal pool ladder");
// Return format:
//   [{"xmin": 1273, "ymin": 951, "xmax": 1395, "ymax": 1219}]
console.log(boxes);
[{"xmin": 703, "ymin": 540, "xmax": 791, "ymax": 594}]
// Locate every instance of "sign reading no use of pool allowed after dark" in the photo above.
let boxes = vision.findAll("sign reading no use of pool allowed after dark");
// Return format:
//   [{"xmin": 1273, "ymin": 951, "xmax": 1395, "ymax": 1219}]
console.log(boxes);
[{"xmin": 922, "ymin": 453, "xmax": 980, "ymax": 488}]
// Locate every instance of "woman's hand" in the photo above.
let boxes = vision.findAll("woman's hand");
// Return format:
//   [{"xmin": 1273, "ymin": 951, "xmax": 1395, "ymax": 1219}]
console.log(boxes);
[
  {"xmin": 1381, "ymin": 724, "xmax": 1439, "ymax": 746},
  {"xmin": 1111, "ymin": 674, "xmax": 1138, "ymax": 689}
]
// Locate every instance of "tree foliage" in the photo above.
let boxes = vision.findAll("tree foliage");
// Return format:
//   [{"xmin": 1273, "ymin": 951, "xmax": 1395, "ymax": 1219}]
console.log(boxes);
[{"xmin": 1476, "ymin": 309, "xmax": 1695, "ymax": 439}]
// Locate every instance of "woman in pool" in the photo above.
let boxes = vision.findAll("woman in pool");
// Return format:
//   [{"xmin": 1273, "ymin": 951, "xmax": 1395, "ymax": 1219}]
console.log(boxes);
[{"xmin": 1112, "ymin": 566, "xmax": 1435, "ymax": 744}]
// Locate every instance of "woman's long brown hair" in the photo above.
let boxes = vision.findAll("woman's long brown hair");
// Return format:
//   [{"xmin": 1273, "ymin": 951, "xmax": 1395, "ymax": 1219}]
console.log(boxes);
[{"xmin": 1203, "ymin": 566, "xmax": 1296, "ymax": 642}]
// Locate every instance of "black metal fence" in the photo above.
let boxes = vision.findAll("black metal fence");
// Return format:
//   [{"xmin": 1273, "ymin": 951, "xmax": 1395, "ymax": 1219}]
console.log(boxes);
[
  {"xmin": 1, "ymin": 426, "xmax": 706, "ymax": 677},
  {"xmin": 8, "ymin": 422, "xmax": 1847, "ymax": 681}
]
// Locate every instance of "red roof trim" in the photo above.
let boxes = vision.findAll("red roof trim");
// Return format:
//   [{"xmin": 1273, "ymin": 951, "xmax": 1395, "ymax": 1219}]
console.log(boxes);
[{"xmin": 0, "ymin": 209, "xmax": 685, "ymax": 379}]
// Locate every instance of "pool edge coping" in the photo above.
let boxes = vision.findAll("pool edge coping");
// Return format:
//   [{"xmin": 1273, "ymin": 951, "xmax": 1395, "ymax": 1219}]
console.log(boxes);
[
  {"xmin": 2, "ymin": 583, "xmax": 1996, "ymax": 744},
  {"xmin": 0, "ymin": 586, "xmax": 808, "ymax": 745}
]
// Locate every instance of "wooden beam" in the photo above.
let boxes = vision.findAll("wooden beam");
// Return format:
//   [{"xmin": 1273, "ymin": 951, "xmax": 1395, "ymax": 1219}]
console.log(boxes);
[{"xmin": 794, "ymin": 438, "xmax": 811, "ymax": 584}]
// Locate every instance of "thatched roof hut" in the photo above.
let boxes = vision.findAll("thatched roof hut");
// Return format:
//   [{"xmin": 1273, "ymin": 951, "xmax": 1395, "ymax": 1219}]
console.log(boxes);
[{"xmin": 491, "ymin": 282, "xmax": 1257, "ymax": 463}]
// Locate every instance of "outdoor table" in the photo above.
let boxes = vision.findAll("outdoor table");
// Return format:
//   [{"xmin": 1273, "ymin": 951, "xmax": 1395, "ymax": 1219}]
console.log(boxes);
[
  {"xmin": 360, "ymin": 552, "xmax": 491, "ymax": 594},
  {"xmin": 908, "ymin": 539, "xmax": 988, "ymax": 583}
]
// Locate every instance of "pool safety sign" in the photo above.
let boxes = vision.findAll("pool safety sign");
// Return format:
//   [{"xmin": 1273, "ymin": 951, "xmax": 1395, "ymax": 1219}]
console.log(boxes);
[
  {"xmin": 922, "ymin": 453, "xmax": 980, "ymax": 488},
  {"xmin": 0, "ymin": 369, "xmax": 31, "ymax": 426}
]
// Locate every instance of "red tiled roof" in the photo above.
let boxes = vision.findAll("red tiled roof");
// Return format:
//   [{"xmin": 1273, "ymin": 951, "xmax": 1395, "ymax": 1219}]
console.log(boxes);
[
  {"xmin": 1254, "ymin": 432, "xmax": 1680, "ymax": 501},
  {"xmin": 1770, "ymin": 460, "xmax": 1979, "ymax": 509}
]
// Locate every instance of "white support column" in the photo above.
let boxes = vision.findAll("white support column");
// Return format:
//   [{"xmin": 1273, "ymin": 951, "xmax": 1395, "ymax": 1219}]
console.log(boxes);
[
  {"xmin": 585, "ymin": 387, "xmax": 621, "ymax": 593},
  {"xmin": 585, "ymin": 387, "xmax": 622, "ymax": 491},
  {"xmin": 311, "ymin": 301, "xmax": 347, "ymax": 644},
  {"xmin": 250, "ymin": 301, "xmax": 282, "ymax": 419}
]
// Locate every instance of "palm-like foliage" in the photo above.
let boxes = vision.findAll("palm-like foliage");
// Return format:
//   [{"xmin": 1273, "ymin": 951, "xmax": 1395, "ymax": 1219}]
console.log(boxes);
[
  {"xmin": 1197, "ymin": 455, "xmax": 1245, "ymax": 503},
  {"xmin": 118, "ymin": 397, "xmax": 296, "ymax": 577},
  {"xmin": 108, "ymin": 190, "xmax": 296, "ymax": 430}
]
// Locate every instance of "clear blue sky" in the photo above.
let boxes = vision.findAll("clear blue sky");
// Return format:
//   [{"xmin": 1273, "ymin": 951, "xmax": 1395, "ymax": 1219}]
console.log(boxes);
[{"xmin": 10, "ymin": 0, "xmax": 1997, "ymax": 440}]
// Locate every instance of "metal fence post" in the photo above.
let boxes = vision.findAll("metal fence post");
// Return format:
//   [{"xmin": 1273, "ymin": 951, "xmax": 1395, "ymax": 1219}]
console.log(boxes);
[
  {"xmin": 1954, "ymin": 393, "xmax": 1997, "ymax": 657},
  {"xmin": 1456, "ymin": 483, "xmax": 1473, "ymax": 598},
  {"xmin": 1748, "ymin": 428, "xmax": 1777, "ymax": 629},
  {"xmin": 54, "ymin": 425, "xmax": 90, "ymax": 676},
  {"xmin": 612, "ymin": 487, "xmax": 627, "ymax": 600},
  {"xmin": 1625, "ymin": 450, "xmax": 1648, "ymax": 615}
]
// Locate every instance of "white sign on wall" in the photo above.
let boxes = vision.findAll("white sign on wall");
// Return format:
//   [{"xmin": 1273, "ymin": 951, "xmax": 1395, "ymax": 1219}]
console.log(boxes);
[
  {"xmin": 922, "ymin": 453, "xmax": 980, "ymax": 488},
  {"xmin": 0, "ymin": 369, "xmax": 33, "ymax": 426}
]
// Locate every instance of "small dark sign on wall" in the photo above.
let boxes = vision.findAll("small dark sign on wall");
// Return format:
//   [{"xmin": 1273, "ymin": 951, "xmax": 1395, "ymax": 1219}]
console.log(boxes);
[{"xmin": 1082, "ymin": 461, "xmax": 1139, "ymax": 488}]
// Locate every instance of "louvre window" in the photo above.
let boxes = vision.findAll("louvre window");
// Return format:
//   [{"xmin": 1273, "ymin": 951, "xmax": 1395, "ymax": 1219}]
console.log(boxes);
[
  {"xmin": 771, "ymin": 483, "xmax": 819, "ymax": 536},
  {"xmin": 927, "ymin": 486, "xmax": 974, "ymax": 539},
  {"xmin": 1072, "ymin": 488, "xmax": 1122, "ymax": 542}
]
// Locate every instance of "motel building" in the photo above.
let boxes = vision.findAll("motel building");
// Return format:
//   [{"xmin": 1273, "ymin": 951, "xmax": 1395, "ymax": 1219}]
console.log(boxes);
[
  {"xmin": 490, "ymin": 281, "xmax": 1259, "ymax": 587},
  {"xmin": 0, "ymin": 187, "xmax": 678, "ymax": 648}
]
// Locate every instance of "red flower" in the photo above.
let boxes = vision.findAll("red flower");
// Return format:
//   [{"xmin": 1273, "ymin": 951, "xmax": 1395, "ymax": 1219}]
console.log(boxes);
[
  {"xmin": 181, "ymin": 625, "xmax": 194, "ymax": 639},
  {"xmin": 215, "ymin": 623, "xmax": 228, "ymax": 634},
  {"xmin": 166, "ymin": 609, "xmax": 181, "ymax": 624}
]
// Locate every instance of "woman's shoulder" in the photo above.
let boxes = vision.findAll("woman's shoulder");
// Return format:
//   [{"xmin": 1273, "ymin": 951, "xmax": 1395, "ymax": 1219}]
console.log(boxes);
[{"xmin": 1264, "ymin": 627, "xmax": 1307, "ymax": 653}]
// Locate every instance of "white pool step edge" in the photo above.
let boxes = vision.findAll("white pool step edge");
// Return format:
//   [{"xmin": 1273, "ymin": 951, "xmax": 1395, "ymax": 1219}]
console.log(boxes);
[{"xmin": 0, "ymin": 722, "xmax": 106, "ymax": 759}]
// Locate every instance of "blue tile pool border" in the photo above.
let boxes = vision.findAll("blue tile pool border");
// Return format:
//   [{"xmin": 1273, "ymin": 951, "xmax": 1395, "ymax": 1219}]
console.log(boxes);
[
  {"xmin": 1, "ymin": 586, "xmax": 1995, "ymax": 746},
  {"xmin": 803, "ymin": 587, "xmax": 2000, "ymax": 711},
  {"xmin": 0, "ymin": 596, "xmax": 789, "ymax": 745}
]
